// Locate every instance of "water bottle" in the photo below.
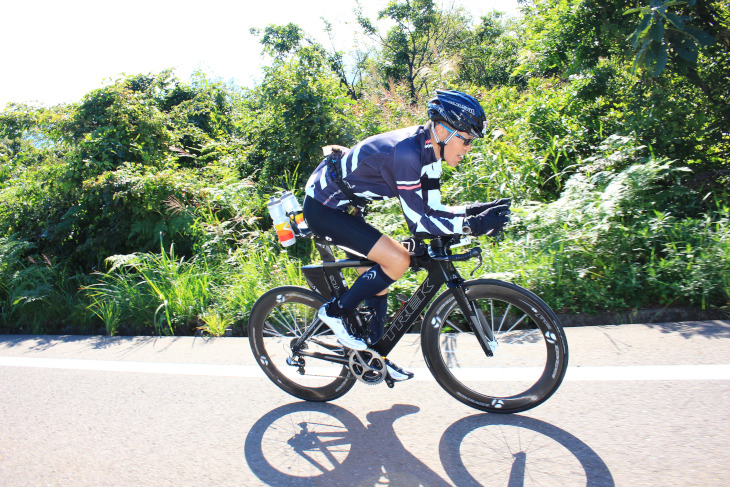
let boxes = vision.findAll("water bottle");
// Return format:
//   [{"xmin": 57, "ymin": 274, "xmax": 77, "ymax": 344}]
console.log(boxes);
[
  {"xmin": 280, "ymin": 191, "xmax": 310, "ymax": 236},
  {"xmin": 267, "ymin": 196, "xmax": 296, "ymax": 247}
]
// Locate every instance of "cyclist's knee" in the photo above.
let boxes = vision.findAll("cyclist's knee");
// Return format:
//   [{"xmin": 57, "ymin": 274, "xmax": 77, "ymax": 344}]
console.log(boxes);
[
  {"xmin": 385, "ymin": 256, "xmax": 409, "ymax": 280},
  {"xmin": 390, "ymin": 245, "xmax": 410, "ymax": 278},
  {"xmin": 368, "ymin": 237, "xmax": 409, "ymax": 280}
]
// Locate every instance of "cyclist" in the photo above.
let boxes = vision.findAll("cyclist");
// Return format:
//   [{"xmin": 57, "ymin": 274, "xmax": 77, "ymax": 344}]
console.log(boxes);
[{"xmin": 302, "ymin": 90, "xmax": 511, "ymax": 381}]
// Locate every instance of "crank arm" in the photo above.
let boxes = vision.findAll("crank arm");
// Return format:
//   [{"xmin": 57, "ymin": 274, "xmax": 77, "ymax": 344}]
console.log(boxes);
[{"xmin": 309, "ymin": 338, "xmax": 345, "ymax": 352}]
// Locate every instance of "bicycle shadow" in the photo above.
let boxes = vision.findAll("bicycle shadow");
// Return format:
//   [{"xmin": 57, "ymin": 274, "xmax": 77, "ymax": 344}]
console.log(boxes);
[
  {"xmin": 440, "ymin": 414, "xmax": 615, "ymax": 487},
  {"xmin": 244, "ymin": 402, "xmax": 614, "ymax": 486},
  {"xmin": 244, "ymin": 401, "xmax": 449, "ymax": 486}
]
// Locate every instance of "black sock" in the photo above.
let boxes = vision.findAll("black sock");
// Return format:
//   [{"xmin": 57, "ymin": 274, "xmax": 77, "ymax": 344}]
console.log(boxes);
[
  {"xmin": 339, "ymin": 265, "xmax": 395, "ymax": 311},
  {"xmin": 363, "ymin": 293, "xmax": 388, "ymax": 343}
]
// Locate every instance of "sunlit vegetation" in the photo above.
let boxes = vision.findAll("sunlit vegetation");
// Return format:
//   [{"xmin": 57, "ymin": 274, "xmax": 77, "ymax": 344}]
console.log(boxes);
[{"xmin": 1, "ymin": 0, "xmax": 728, "ymax": 335}]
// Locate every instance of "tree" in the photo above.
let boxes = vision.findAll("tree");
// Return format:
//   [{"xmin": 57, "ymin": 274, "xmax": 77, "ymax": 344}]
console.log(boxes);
[
  {"xmin": 252, "ymin": 21, "xmax": 369, "ymax": 101},
  {"xmin": 356, "ymin": 0, "xmax": 471, "ymax": 104},
  {"xmin": 322, "ymin": 18, "xmax": 371, "ymax": 100},
  {"xmin": 0, "ymin": 71, "xmax": 246, "ymax": 270},
  {"xmin": 625, "ymin": 0, "xmax": 723, "ymax": 76},
  {"xmin": 250, "ymin": 23, "xmax": 308, "ymax": 59},
  {"xmin": 514, "ymin": 0, "xmax": 729, "ymax": 177},
  {"xmin": 0, "ymin": 104, "xmax": 66, "ymax": 170},
  {"xmin": 62, "ymin": 73, "xmax": 175, "ymax": 177},
  {"xmin": 62, "ymin": 71, "xmax": 240, "ymax": 178},
  {"xmin": 240, "ymin": 45, "xmax": 357, "ymax": 186},
  {"xmin": 456, "ymin": 12, "xmax": 524, "ymax": 88},
  {"xmin": 515, "ymin": 0, "xmax": 635, "ymax": 77}
]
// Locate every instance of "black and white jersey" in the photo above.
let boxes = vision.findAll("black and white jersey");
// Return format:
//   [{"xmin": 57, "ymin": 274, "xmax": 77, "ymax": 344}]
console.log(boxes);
[{"xmin": 305, "ymin": 125, "xmax": 466, "ymax": 236}]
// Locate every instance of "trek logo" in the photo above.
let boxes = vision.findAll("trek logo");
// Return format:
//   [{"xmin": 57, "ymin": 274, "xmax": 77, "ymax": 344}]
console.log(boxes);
[{"xmin": 383, "ymin": 278, "xmax": 435, "ymax": 341}]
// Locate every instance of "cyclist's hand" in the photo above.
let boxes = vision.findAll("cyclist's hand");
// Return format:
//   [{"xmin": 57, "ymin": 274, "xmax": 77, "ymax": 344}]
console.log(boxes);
[
  {"xmin": 465, "ymin": 198, "xmax": 511, "ymax": 217},
  {"xmin": 465, "ymin": 205, "xmax": 511, "ymax": 236}
]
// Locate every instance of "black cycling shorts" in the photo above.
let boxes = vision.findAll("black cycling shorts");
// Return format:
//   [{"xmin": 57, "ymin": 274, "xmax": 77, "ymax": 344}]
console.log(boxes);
[{"xmin": 303, "ymin": 196, "xmax": 382, "ymax": 258}]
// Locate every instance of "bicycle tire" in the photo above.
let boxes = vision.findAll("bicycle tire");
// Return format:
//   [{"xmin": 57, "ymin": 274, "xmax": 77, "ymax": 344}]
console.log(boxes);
[
  {"xmin": 248, "ymin": 286, "xmax": 356, "ymax": 402},
  {"xmin": 421, "ymin": 279, "xmax": 568, "ymax": 414}
]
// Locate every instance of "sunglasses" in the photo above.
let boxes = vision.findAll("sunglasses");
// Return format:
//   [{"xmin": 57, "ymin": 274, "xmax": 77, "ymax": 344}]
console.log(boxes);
[{"xmin": 440, "ymin": 123, "xmax": 474, "ymax": 146}]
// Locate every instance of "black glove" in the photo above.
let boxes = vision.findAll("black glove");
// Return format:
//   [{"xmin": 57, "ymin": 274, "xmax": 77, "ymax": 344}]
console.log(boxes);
[
  {"xmin": 465, "ymin": 198, "xmax": 512, "ymax": 217},
  {"xmin": 464, "ymin": 205, "xmax": 511, "ymax": 236}
]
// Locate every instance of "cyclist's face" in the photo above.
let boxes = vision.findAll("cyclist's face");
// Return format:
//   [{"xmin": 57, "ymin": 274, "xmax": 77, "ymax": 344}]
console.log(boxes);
[{"xmin": 441, "ymin": 129, "xmax": 474, "ymax": 168}]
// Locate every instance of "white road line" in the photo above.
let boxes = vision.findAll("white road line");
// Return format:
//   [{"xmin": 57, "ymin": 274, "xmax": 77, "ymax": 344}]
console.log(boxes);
[
  {"xmin": 0, "ymin": 356, "xmax": 266, "ymax": 377},
  {"xmin": 565, "ymin": 364, "xmax": 730, "ymax": 381},
  {"xmin": 1, "ymin": 356, "xmax": 729, "ymax": 381}
]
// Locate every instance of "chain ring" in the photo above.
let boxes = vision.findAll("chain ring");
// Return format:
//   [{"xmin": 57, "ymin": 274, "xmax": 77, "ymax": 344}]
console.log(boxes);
[{"xmin": 348, "ymin": 348, "xmax": 386, "ymax": 385}]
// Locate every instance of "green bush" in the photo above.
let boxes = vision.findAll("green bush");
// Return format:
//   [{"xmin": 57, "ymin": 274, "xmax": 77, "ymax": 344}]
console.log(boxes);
[
  {"xmin": 239, "ymin": 46, "xmax": 358, "ymax": 186},
  {"xmin": 0, "ymin": 237, "xmax": 92, "ymax": 334},
  {"xmin": 487, "ymin": 155, "xmax": 730, "ymax": 312}
]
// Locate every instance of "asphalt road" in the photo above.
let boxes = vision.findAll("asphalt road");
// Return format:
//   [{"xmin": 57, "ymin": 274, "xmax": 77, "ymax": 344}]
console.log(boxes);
[{"xmin": 1, "ymin": 320, "xmax": 729, "ymax": 486}]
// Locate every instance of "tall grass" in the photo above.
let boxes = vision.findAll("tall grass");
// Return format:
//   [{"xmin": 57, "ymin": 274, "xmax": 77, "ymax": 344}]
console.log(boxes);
[
  {"xmin": 215, "ymin": 242, "xmax": 307, "ymax": 330},
  {"xmin": 82, "ymin": 233, "xmax": 308, "ymax": 336},
  {"xmin": 0, "ymin": 237, "xmax": 91, "ymax": 334},
  {"xmin": 86, "ymin": 242, "xmax": 214, "ymax": 335}
]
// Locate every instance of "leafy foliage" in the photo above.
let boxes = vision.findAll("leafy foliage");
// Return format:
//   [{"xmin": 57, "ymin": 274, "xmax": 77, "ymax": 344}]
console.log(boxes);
[
  {"xmin": 505, "ymin": 155, "xmax": 729, "ymax": 311},
  {"xmin": 457, "ymin": 12, "xmax": 525, "ymax": 88},
  {"xmin": 625, "ymin": 0, "xmax": 720, "ymax": 76},
  {"xmin": 0, "ymin": 0, "xmax": 728, "ymax": 335},
  {"xmin": 357, "ymin": 0, "xmax": 472, "ymax": 103},
  {"xmin": 240, "ymin": 46, "xmax": 357, "ymax": 186}
]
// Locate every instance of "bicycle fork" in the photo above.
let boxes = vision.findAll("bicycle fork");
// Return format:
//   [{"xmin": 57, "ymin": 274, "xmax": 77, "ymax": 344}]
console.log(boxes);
[{"xmin": 451, "ymin": 285, "xmax": 496, "ymax": 357}]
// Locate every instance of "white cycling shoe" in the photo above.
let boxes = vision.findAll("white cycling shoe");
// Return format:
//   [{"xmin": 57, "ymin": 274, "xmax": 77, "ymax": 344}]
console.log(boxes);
[
  {"xmin": 384, "ymin": 358, "xmax": 414, "ymax": 381},
  {"xmin": 317, "ymin": 303, "xmax": 367, "ymax": 351}
]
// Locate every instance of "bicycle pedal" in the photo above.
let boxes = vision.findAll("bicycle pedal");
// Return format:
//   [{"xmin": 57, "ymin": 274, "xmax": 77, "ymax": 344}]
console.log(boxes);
[{"xmin": 385, "ymin": 377, "xmax": 395, "ymax": 388}]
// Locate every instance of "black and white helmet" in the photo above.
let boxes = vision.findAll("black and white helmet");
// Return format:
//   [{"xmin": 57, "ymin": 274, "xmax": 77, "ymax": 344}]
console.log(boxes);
[{"xmin": 427, "ymin": 90, "xmax": 487, "ymax": 138}]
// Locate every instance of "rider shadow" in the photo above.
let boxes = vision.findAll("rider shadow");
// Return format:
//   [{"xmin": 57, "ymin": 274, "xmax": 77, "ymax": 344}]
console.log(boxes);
[
  {"xmin": 244, "ymin": 402, "xmax": 615, "ymax": 487},
  {"xmin": 439, "ymin": 414, "xmax": 615, "ymax": 487},
  {"xmin": 244, "ymin": 401, "xmax": 451, "ymax": 486}
]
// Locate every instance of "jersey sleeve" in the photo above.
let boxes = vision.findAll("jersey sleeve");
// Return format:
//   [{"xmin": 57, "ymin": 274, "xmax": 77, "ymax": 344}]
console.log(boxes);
[{"xmin": 382, "ymin": 146, "xmax": 466, "ymax": 237}]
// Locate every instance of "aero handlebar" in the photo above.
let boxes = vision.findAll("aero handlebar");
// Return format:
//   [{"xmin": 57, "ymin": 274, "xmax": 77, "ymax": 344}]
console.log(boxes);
[{"xmin": 430, "ymin": 247, "xmax": 482, "ymax": 262}]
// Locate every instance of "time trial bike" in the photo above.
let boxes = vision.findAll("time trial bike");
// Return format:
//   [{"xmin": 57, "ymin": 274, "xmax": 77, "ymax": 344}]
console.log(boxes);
[{"xmin": 248, "ymin": 233, "xmax": 568, "ymax": 414}]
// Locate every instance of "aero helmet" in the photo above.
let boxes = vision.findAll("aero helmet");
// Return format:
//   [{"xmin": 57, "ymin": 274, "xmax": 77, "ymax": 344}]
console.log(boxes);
[{"xmin": 427, "ymin": 90, "xmax": 487, "ymax": 139}]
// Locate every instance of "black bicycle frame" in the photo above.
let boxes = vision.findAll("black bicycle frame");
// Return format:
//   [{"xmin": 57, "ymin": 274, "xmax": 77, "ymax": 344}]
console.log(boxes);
[{"xmin": 300, "ymin": 236, "xmax": 494, "ymax": 358}]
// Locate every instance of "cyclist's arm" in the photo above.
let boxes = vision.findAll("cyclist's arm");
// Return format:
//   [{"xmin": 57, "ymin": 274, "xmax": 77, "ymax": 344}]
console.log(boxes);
[
  {"xmin": 384, "ymin": 153, "xmax": 465, "ymax": 236},
  {"xmin": 420, "ymin": 161, "xmax": 466, "ymax": 216}
]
